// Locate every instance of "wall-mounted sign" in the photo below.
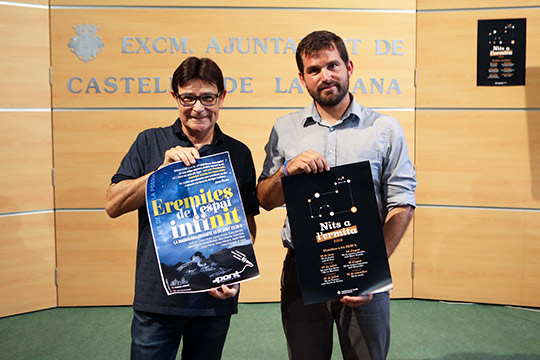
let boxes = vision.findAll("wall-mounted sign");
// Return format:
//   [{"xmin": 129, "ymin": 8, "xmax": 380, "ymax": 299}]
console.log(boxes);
[
  {"xmin": 477, "ymin": 18, "xmax": 526, "ymax": 86},
  {"xmin": 50, "ymin": 9, "xmax": 415, "ymax": 108}
]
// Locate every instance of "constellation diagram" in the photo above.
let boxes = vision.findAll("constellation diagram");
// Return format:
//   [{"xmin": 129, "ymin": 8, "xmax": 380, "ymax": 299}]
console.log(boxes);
[
  {"xmin": 488, "ymin": 22, "xmax": 517, "ymax": 48},
  {"xmin": 307, "ymin": 175, "xmax": 358, "ymax": 218}
]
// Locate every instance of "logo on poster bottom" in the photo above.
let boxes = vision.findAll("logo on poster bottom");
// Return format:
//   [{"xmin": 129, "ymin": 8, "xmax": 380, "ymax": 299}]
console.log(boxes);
[
  {"xmin": 337, "ymin": 288, "xmax": 359, "ymax": 295},
  {"xmin": 212, "ymin": 250, "xmax": 254, "ymax": 284},
  {"xmin": 212, "ymin": 270, "xmax": 242, "ymax": 284}
]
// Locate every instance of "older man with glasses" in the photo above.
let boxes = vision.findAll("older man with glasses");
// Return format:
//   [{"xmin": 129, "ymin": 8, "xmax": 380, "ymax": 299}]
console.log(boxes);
[{"xmin": 105, "ymin": 57, "xmax": 259, "ymax": 360}]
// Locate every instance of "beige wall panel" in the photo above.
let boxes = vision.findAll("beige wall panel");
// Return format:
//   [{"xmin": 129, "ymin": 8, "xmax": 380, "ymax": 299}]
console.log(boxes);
[
  {"xmin": 417, "ymin": 9, "xmax": 540, "ymax": 108},
  {"xmin": 52, "ymin": 109, "xmax": 280, "ymax": 208},
  {"xmin": 56, "ymin": 211, "xmax": 137, "ymax": 306},
  {"xmin": 54, "ymin": 109, "xmax": 414, "ymax": 209},
  {"xmin": 54, "ymin": 107, "xmax": 414, "ymax": 304},
  {"xmin": 50, "ymin": 1, "xmax": 415, "ymax": 9},
  {"xmin": 55, "ymin": 210, "xmax": 287, "ymax": 305},
  {"xmin": 388, "ymin": 218, "xmax": 413, "ymax": 298},
  {"xmin": 51, "ymin": 9, "xmax": 415, "ymax": 108},
  {"xmin": 219, "ymin": 109, "xmax": 294, "ymax": 178},
  {"xmin": 414, "ymin": 207, "xmax": 540, "ymax": 307},
  {"xmin": 12, "ymin": 0, "xmax": 48, "ymax": 4},
  {"xmin": 416, "ymin": 110, "xmax": 540, "ymax": 208},
  {"xmin": 0, "ymin": 112, "xmax": 53, "ymax": 214},
  {"xmin": 239, "ymin": 208, "xmax": 287, "ymax": 303},
  {"xmin": 53, "ymin": 110, "xmax": 173, "ymax": 208},
  {"xmin": 55, "ymin": 210, "xmax": 288, "ymax": 306},
  {"xmin": 54, "ymin": 208, "xmax": 408, "ymax": 305},
  {"xmin": 0, "ymin": 213, "xmax": 57, "ymax": 317},
  {"xmin": 418, "ymin": 1, "xmax": 540, "ymax": 10},
  {"xmin": 0, "ymin": 5, "xmax": 50, "ymax": 108}
]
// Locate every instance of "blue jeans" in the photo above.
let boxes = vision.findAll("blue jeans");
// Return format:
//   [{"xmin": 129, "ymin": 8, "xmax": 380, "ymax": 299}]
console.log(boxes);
[{"xmin": 130, "ymin": 309, "xmax": 231, "ymax": 360}]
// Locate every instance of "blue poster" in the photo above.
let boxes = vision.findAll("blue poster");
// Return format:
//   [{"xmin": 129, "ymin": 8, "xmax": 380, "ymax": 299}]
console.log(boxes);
[{"xmin": 146, "ymin": 151, "xmax": 259, "ymax": 294}]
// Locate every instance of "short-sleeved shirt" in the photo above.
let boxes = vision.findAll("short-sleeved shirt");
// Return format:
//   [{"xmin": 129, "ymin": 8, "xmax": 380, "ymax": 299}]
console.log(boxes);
[
  {"xmin": 259, "ymin": 95, "xmax": 416, "ymax": 249},
  {"xmin": 112, "ymin": 119, "xmax": 259, "ymax": 316}
]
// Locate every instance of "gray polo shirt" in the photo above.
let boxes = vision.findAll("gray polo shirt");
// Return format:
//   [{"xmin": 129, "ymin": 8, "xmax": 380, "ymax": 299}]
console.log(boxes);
[{"xmin": 259, "ymin": 95, "xmax": 417, "ymax": 248}]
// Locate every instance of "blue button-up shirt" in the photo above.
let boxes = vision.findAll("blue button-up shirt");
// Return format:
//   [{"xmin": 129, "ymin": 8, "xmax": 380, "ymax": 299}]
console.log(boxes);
[{"xmin": 259, "ymin": 95, "xmax": 417, "ymax": 248}]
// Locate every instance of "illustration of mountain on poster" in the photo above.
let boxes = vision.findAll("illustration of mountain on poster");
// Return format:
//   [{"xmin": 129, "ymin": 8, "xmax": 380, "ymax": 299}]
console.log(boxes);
[
  {"xmin": 146, "ymin": 151, "xmax": 259, "ymax": 295},
  {"xmin": 281, "ymin": 161, "xmax": 392, "ymax": 305}
]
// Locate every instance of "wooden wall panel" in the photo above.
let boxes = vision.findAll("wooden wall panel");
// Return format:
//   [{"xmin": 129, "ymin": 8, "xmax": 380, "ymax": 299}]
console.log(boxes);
[
  {"xmin": 239, "ymin": 208, "xmax": 287, "ymax": 303},
  {"xmin": 389, "ymin": 218, "xmax": 414, "ymax": 298},
  {"xmin": 56, "ymin": 211, "xmax": 137, "ymax": 306},
  {"xmin": 417, "ymin": 9, "xmax": 540, "ymax": 108},
  {"xmin": 414, "ymin": 207, "xmax": 540, "ymax": 307},
  {"xmin": 0, "ymin": 213, "xmax": 57, "ymax": 317},
  {"xmin": 55, "ymin": 208, "xmax": 285, "ymax": 305},
  {"xmin": 416, "ymin": 110, "xmax": 540, "ymax": 208},
  {"xmin": 50, "ymin": 1, "xmax": 415, "ymax": 9},
  {"xmin": 50, "ymin": 9, "xmax": 415, "ymax": 108},
  {"xmin": 53, "ymin": 110, "xmax": 173, "ymax": 208},
  {"xmin": 53, "ymin": 107, "xmax": 414, "ymax": 305},
  {"xmin": 0, "ymin": 2, "xmax": 54, "ymax": 317},
  {"xmin": 55, "ymin": 208, "xmax": 412, "ymax": 305},
  {"xmin": 54, "ymin": 208, "xmax": 412, "ymax": 305},
  {"xmin": 52, "ymin": 109, "xmax": 278, "ymax": 208},
  {"xmin": 0, "ymin": 112, "xmax": 54, "ymax": 213},
  {"xmin": 54, "ymin": 109, "xmax": 414, "ymax": 208},
  {"xmin": 418, "ymin": 1, "xmax": 540, "ymax": 10},
  {"xmin": 0, "ymin": 4, "xmax": 50, "ymax": 108},
  {"xmin": 14, "ymin": 0, "xmax": 48, "ymax": 4},
  {"xmin": 212, "ymin": 109, "xmax": 293, "ymax": 178},
  {"xmin": 414, "ymin": 4, "xmax": 540, "ymax": 308}
]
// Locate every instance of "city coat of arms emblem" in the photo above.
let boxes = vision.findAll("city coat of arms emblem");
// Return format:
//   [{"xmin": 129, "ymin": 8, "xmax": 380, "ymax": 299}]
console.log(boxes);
[{"xmin": 68, "ymin": 24, "xmax": 104, "ymax": 63}]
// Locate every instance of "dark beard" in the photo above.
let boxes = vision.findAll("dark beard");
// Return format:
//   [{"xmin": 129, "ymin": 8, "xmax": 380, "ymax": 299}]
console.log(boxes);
[{"xmin": 308, "ymin": 80, "xmax": 349, "ymax": 107}]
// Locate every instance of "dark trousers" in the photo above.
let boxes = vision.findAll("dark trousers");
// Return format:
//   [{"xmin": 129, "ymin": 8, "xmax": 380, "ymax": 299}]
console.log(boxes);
[
  {"xmin": 130, "ymin": 309, "xmax": 231, "ymax": 360},
  {"xmin": 281, "ymin": 250, "xmax": 390, "ymax": 360}
]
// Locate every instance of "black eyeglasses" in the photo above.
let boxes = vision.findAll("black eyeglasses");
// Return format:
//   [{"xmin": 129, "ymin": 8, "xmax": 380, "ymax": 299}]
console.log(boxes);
[{"xmin": 176, "ymin": 93, "xmax": 220, "ymax": 107}]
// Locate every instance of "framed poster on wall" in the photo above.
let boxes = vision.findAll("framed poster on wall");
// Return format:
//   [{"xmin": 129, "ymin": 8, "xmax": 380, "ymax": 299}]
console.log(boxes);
[{"xmin": 477, "ymin": 18, "xmax": 526, "ymax": 86}]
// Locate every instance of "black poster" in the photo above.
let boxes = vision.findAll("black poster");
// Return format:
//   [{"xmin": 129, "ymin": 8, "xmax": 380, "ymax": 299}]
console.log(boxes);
[
  {"xmin": 281, "ymin": 161, "xmax": 392, "ymax": 305},
  {"xmin": 477, "ymin": 18, "xmax": 526, "ymax": 86}
]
